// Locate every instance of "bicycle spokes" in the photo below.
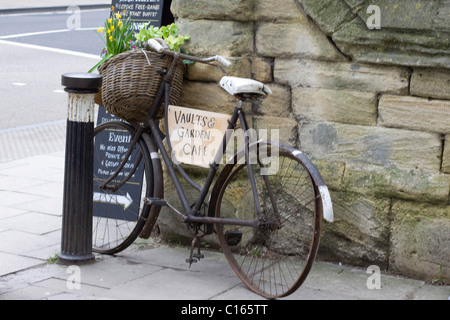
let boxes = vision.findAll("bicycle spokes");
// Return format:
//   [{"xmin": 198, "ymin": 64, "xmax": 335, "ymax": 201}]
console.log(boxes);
[{"xmin": 214, "ymin": 143, "xmax": 322, "ymax": 299}]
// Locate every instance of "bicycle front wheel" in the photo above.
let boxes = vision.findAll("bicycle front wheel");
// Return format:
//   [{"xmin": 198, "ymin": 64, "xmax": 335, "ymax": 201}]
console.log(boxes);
[
  {"xmin": 214, "ymin": 141, "xmax": 322, "ymax": 299},
  {"xmin": 92, "ymin": 121, "xmax": 153, "ymax": 254}
]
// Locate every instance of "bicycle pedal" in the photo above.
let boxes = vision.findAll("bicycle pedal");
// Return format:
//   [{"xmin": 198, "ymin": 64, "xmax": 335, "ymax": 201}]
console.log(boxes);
[
  {"xmin": 186, "ymin": 258, "xmax": 197, "ymax": 264},
  {"xmin": 144, "ymin": 197, "xmax": 167, "ymax": 206},
  {"xmin": 193, "ymin": 253, "xmax": 204, "ymax": 260}
]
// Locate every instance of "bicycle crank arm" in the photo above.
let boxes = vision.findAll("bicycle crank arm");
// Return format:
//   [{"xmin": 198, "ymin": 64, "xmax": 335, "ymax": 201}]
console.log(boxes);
[
  {"xmin": 144, "ymin": 197, "xmax": 189, "ymax": 222},
  {"xmin": 144, "ymin": 197, "xmax": 167, "ymax": 207}
]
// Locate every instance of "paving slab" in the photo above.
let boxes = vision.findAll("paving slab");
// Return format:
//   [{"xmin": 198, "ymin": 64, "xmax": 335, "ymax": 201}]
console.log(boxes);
[
  {"xmin": 0, "ymin": 229, "xmax": 58, "ymax": 255},
  {"xmin": 0, "ymin": 211, "xmax": 61, "ymax": 235},
  {"xmin": 0, "ymin": 252, "xmax": 44, "ymax": 277},
  {"xmin": 0, "ymin": 119, "xmax": 448, "ymax": 301},
  {"xmin": 1, "ymin": 243, "xmax": 449, "ymax": 301}
]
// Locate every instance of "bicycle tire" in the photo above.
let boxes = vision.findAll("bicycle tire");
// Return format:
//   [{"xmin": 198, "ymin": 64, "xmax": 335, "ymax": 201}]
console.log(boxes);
[
  {"xmin": 92, "ymin": 121, "xmax": 153, "ymax": 254},
  {"xmin": 213, "ymin": 141, "xmax": 323, "ymax": 299}
]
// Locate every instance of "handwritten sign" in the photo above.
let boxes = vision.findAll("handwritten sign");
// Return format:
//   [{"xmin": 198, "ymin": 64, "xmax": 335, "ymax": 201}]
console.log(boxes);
[{"xmin": 168, "ymin": 106, "xmax": 231, "ymax": 168}]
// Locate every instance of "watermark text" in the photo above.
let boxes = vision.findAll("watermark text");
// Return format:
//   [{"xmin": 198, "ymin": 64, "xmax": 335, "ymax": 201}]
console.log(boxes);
[
  {"xmin": 66, "ymin": 5, "xmax": 81, "ymax": 30},
  {"xmin": 366, "ymin": 265, "xmax": 381, "ymax": 290},
  {"xmin": 366, "ymin": 5, "xmax": 381, "ymax": 29},
  {"xmin": 66, "ymin": 265, "xmax": 81, "ymax": 290}
]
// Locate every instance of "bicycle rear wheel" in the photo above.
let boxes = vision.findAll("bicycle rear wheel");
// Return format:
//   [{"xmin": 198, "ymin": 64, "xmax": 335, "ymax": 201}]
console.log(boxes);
[
  {"xmin": 214, "ymin": 141, "xmax": 322, "ymax": 299},
  {"xmin": 92, "ymin": 121, "xmax": 153, "ymax": 254}
]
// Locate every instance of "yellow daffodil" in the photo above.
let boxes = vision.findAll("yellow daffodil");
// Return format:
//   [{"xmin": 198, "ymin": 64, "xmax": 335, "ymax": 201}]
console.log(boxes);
[
  {"xmin": 88, "ymin": 9, "xmax": 138, "ymax": 73},
  {"xmin": 111, "ymin": 6, "xmax": 114, "ymax": 11}
]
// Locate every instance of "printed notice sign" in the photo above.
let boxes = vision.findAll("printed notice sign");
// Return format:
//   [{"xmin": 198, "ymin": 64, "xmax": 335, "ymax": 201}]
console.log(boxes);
[
  {"xmin": 111, "ymin": 0, "xmax": 165, "ymax": 31},
  {"xmin": 168, "ymin": 106, "xmax": 231, "ymax": 168}
]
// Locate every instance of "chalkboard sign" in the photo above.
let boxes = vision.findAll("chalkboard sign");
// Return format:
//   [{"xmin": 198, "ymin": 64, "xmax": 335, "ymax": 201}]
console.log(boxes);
[
  {"xmin": 94, "ymin": 0, "xmax": 171, "ymax": 221},
  {"xmin": 93, "ymin": 107, "xmax": 145, "ymax": 222}
]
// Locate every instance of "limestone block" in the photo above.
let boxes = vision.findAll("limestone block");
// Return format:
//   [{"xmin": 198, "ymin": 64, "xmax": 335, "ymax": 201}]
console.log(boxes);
[
  {"xmin": 157, "ymin": 166, "xmax": 219, "ymax": 246},
  {"xmin": 389, "ymin": 201, "xmax": 450, "ymax": 282},
  {"xmin": 332, "ymin": 18, "xmax": 450, "ymax": 69},
  {"xmin": 251, "ymin": 57, "xmax": 273, "ymax": 83},
  {"xmin": 275, "ymin": 59, "xmax": 409, "ymax": 94},
  {"xmin": 254, "ymin": 0, "xmax": 308, "ymax": 23},
  {"xmin": 298, "ymin": 121, "xmax": 442, "ymax": 172},
  {"xmin": 443, "ymin": 135, "xmax": 450, "ymax": 174},
  {"xmin": 343, "ymin": 0, "xmax": 367, "ymax": 9},
  {"xmin": 319, "ymin": 191, "xmax": 391, "ymax": 268},
  {"xmin": 310, "ymin": 159, "xmax": 345, "ymax": 191},
  {"xmin": 252, "ymin": 116, "xmax": 298, "ymax": 145},
  {"xmin": 410, "ymin": 68, "xmax": 450, "ymax": 100},
  {"xmin": 292, "ymin": 87, "xmax": 377, "ymax": 126},
  {"xmin": 186, "ymin": 57, "xmax": 251, "ymax": 82},
  {"xmin": 178, "ymin": 81, "xmax": 239, "ymax": 115},
  {"xmin": 357, "ymin": 0, "xmax": 441, "ymax": 31},
  {"xmin": 378, "ymin": 95, "xmax": 450, "ymax": 134},
  {"xmin": 342, "ymin": 162, "xmax": 450, "ymax": 203},
  {"xmin": 434, "ymin": 1, "xmax": 450, "ymax": 31},
  {"xmin": 177, "ymin": 19, "xmax": 253, "ymax": 57},
  {"xmin": 296, "ymin": 0, "xmax": 355, "ymax": 34},
  {"xmin": 253, "ymin": 84, "xmax": 291, "ymax": 118},
  {"xmin": 256, "ymin": 22, "xmax": 344, "ymax": 60},
  {"xmin": 296, "ymin": 0, "xmax": 450, "ymax": 68},
  {"xmin": 157, "ymin": 185, "xmax": 202, "ymax": 244},
  {"xmin": 171, "ymin": 0, "xmax": 254, "ymax": 21}
]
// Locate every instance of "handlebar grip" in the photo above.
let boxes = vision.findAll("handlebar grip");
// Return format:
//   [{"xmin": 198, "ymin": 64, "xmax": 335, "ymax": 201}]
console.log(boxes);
[
  {"xmin": 215, "ymin": 55, "xmax": 232, "ymax": 68},
  {"xmin": 146, "ymin": 39, "xmax": 164, "ymax": 53}
]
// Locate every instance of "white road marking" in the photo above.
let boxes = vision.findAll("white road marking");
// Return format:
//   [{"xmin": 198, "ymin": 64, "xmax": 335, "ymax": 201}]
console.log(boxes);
[
  {"xmin": 0, "ymin": 39, "xmax": 100, "ymax": 59},
  {"xmin": 0, "ymin": 27, "xmax": 98, "ymax": 40}
]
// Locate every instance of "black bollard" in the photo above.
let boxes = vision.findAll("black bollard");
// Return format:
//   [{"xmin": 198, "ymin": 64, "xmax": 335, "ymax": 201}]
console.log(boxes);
[{"xmin": 59, "ymin": 73, "xmax": 102, "ymax": 265}]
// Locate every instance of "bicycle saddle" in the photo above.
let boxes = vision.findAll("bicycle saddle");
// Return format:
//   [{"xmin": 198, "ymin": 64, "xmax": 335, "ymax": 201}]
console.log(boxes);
[{"xmin": 220, "ymin": 76, "xmax": 272, "ymax": 98}]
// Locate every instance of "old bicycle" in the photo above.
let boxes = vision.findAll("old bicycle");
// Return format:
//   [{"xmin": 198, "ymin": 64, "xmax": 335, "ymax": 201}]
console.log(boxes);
[{"xmin": 92, "ymin": 39, "xmax": 334, "ymax": 299}]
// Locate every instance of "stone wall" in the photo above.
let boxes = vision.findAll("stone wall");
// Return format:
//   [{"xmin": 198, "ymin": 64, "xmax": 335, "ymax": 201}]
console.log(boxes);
[{"xmin": 168, "ymin": 0, "xmax": 449, "ymax": 282}]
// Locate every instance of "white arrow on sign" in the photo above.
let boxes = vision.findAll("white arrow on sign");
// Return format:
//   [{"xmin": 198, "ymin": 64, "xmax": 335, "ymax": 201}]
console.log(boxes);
[{"xmin": 93, "ymin": 192, "xmax": 133, "ymax": 210}]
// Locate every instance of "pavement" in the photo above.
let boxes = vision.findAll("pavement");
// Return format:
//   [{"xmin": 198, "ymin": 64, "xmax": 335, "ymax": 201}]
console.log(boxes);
[
  {"xmin": 0, "ymin": 118, "xmax": 448, "ymax": 302},
  {"xmin": 0, "ymin": 136, "xmax": 447, "ymax": 301},
  {"xmin": 0, "ymin": 0, "xmax": 449, "ymax": 302}
]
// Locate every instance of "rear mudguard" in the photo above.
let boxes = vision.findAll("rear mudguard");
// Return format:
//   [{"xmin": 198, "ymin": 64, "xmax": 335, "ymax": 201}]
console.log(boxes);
[{"xmin": 207, "ymin": 140, "xmax": 334, "ymax": 233}]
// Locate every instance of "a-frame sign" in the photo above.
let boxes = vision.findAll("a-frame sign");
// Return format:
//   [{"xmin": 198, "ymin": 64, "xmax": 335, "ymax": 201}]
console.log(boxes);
[{"xmin": 93, "ymin": 0, "xmax": 172, "ymax": 221}]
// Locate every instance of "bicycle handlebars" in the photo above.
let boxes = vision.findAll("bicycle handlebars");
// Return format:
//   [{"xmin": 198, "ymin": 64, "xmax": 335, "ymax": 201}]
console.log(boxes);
[
  {"xmin": 146, "ymin": 38, "xmax": 165, "ymax": 53},
  {"xmin": 145, "ymin": 39, "xmax": 232, "ymax": 68},
  {"xmin": 215, "ymin": 55, "xmax": 232, "ymax": 68}
]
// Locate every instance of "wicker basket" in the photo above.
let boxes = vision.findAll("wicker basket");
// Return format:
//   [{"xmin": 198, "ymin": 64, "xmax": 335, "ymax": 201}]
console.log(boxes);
[{"xmin": 98, "ymin": 50, "xmax": 185, "ymax": 122}]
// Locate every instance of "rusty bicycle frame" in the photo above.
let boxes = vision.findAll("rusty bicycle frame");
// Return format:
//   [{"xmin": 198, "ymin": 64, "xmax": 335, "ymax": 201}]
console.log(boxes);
[
  {"xmin": 100, "ymin": 49, "xmax": 273, "ymax": 234},
  {"xmin": 96, "ymin": 41, "xmax": 335, "ymax": 298}
]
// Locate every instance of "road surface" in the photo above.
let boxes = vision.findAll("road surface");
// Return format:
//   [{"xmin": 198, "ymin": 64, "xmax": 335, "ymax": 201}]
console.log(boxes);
[{"xmin": 0, "ymin": 8, "xmax": 109, "ymax": 129}]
